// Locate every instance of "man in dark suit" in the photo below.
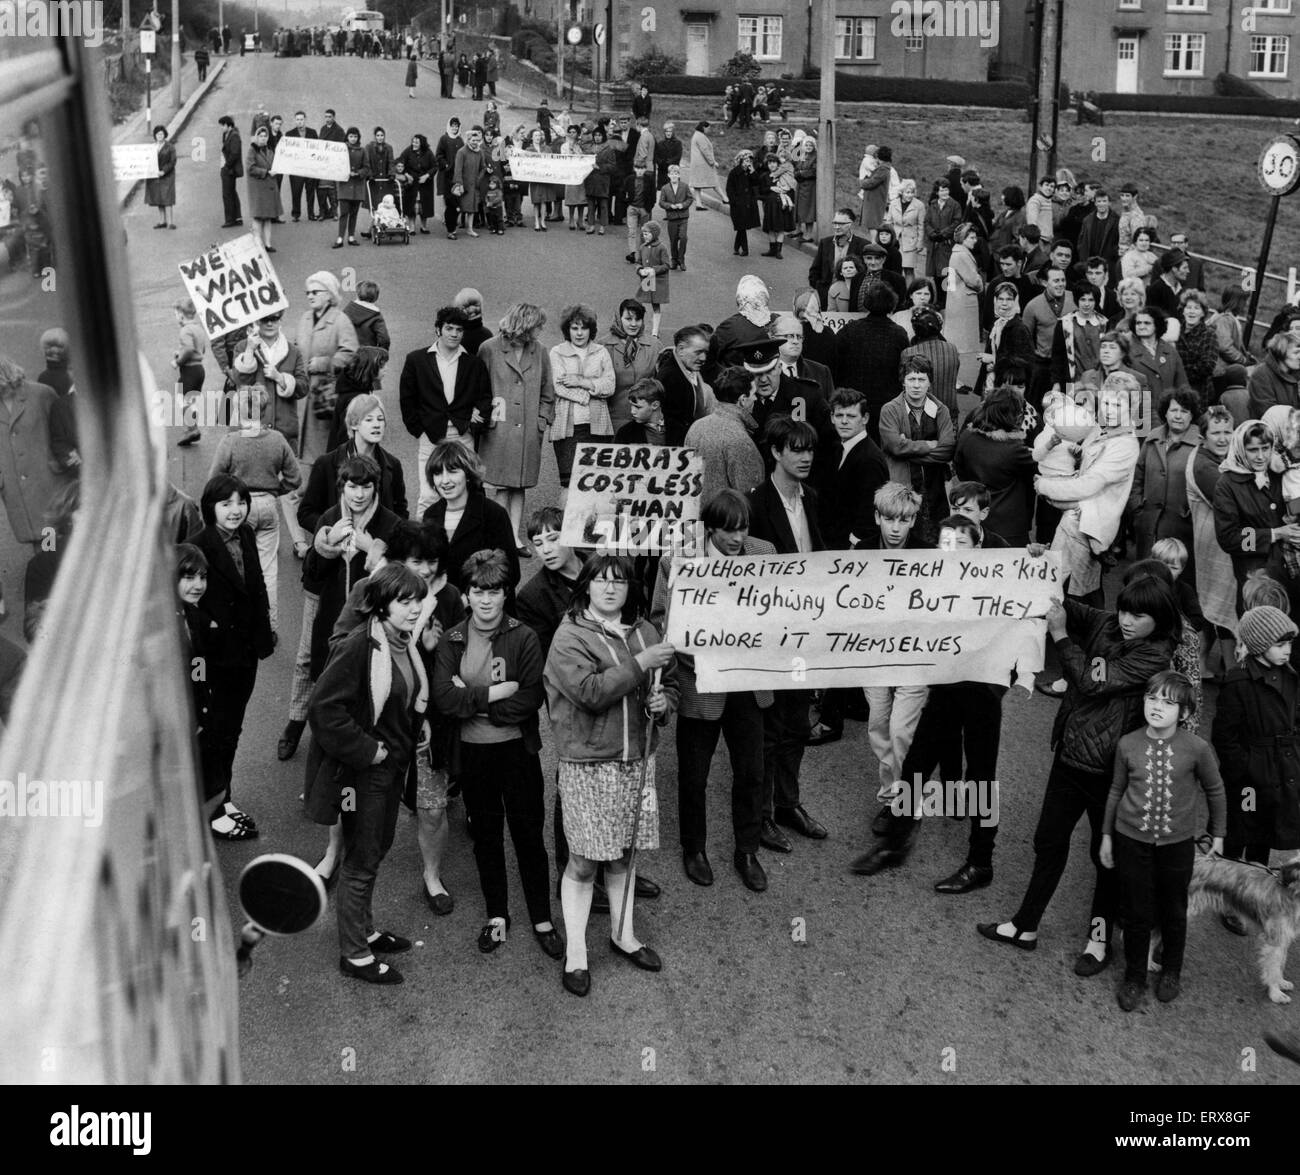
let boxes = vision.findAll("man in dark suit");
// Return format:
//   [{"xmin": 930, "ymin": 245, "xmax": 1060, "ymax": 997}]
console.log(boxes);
[
  {"xmin": 657, "ymin": 324, "xmax": 713, "ymax": 446},
  {"xmin": 1075, "ymin": 188, "xmax": 1120, "ymax": 279},
  {"xmin": 807, "ymin": 208, "xmax": 867, "ymax": 307},
  {"xmin": 651, "ymin": 489, "xmax": 776, "ymax": 894},
  {"xmin": 398, "ymin": 305, "xmax": 491, "ymax": 515},
  {"xmin": 218, "ymin": 115, "xmax": 243, "ymax": 226},
  {"xmin": 317, "ymin": 108, "xmax": 347, "ymax": 219},
  {"xmin": 746, "ymin": 416, "xmax": 829, "ymax": 852},
  {"xmin": 284, "ymin": 110, "xmax": 319, "ymax": 221},
  {"xmin": 1167, "ymin": 230, "xmax": 1204, "ymax": 290}
]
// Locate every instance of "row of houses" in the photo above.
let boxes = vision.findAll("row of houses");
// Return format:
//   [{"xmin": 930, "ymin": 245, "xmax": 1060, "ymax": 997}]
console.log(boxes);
[{"xmin": 510, "ymin": 1, "xmax": 1300, "ymax": 98}]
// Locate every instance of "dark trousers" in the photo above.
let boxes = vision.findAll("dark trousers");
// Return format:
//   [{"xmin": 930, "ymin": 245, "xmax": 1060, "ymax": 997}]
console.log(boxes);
[
  {"xmin": 460, "ymin": 740, "xmax": 552, "ymax": 926},
  {"xmin": 290, "ymin": 174, "xmax": 318, "ymax": 219},
  {"xmin": 443, "ymin": 191, "xmax": 461, "ymax": 234},
  {"xmin": 198, "ymin": 63, "xmax": 208, "ymax": 81},
  {"xmin": 220, "ymin": 168, "xmax": 241, "ymax": 222},
  {"xmin": 734, "ymin": 228, "xmax": 749, "ymax": 255},
  {"xmin": 677, "ymin": 695, "xmax": 766, "ymax": 855},
  {"xmin": 204, "ymin": 662, "xmax": 258, "ymax": 807},
  {"xmin": 316, "ymin": 185, "xmax": 337, "ymax": 219},
  {"xmin": 336, "ymin": 198, "xmax": 361, "ymax": 239},
  {"xmin": 1012, "ymin": 754, "xmax": 1118, "ymax": 940},
  {"xmin": 665, "ymin": 217, "xmax": 688, "ymax": 265},
  {"xmin": 763, "ymin": 690, "xmax": 811, "ymax": 815},
  {"xmin": 338, "ymin": 761, "xmax": 406, "ymax": 958},
  {"xmin": 877, "ymin": 683, "xmax": 1003, "ymax": 868},
  {"xmin": 1114, "ymin": 833, "xmax": 1195, "ymax": 982}
]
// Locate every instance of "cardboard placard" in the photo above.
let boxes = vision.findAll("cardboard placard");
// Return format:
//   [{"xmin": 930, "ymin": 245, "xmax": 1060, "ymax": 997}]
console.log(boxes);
[
  {"xmin": 176, "ymin": 234, "xmax": 288, "ymax": 340},
  {"xmin": 112, "ymin": 143, "xmax": 161, "ymax": 182},
  {"xmin": 268, "ymin": 136, "xmax": 350, "ymax": 181},
  {"xmin": 663, "ymin": 549, "xmax": 1062, "ymax": 692}
]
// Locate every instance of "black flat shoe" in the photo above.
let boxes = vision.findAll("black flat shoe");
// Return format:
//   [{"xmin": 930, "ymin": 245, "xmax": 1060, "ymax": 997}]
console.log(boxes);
[
  {"xmin": 805, "ymin": 722, "xmax": 842, "ymax": 747},
  {"xmin": 848, "ymin": 844, "xmax": 906, "ymax": 876},
  {"xmin": 733, "ymin": 851, "xmax": 767, "ymax": 893},
  {"xmin": 533, "ymin": 926, "xmax": 564, "ymax": 960},
  {"xmin": 683, "ymin": 850, "xmax": 714, "ymax": 887},
  {"xmin": 367, "ymin": 930, "xmax": 411, "ymax": 954},
  {"xmin": 562, "ymin": 968, "xmax": 590, "ymax": 997},
  {"xmin": 610, "ymin": 940, "xmax": 661, "ymax": 972},
  {"xmin": 775, "ymin": 804, "xmax": 828, "ymax": 840},
  {"xmin": 1073, "ymin": 947, "xmax": 1112, "ymax": 977},
  {"xmin": 934, "ymin": 863, "xmax": 993, "ymax": 894},
  {"xmin": 634, "ymin": 874, "xmax": 660, "ymax": 900},
  {"xmin": 759, "ymin": 817, "xmax": 793, "ymax": 854},
  {"xmin": 478, "ymin": 918, "xmax": 510, "ymax": 953},
  {"xmin": 277, "ymin": 718, "xmax": 305, "ymax": 761},
  {"xmin": 1156, "ymin": 969, "xmax": 1182, "ymax": 1003},
  {"xmin": 424, "ymin": 886, "xmax": 454, "ymax": 915},
  {"xmin": 340, "ymin": 956, "xmax": 403, "ymax": 984},
  {"xmin": 871, "ymin": 804, "xmax": 895, "ymax": 837},
  {"xmin": 976, "ymin": 922, "xmax": 1038, "ymax": 951}
]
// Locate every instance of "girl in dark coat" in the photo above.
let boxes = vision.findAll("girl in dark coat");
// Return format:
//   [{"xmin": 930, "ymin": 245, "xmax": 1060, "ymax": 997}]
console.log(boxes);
[
  {"xmin": 177, "ymin": 543, "xmax": 218, "ymax": 816},
  {"xmin": 305, "ymin": 563, "xmax": 429, "ymax": 985},
  {"xmin": 420, "ymin": 439, "xmax": 521, "ymax": 608},
  {"xmin": 333, "ymin": 127, "xmax": 370, "ymax": 247},
  {"xmin": 1213, "ymin": 605, "xmax": 1300, "ymax": 868},
  {"xmin": 953, "ymin": 387, "xmax": 1036, "ymax": 545},
  {"xmin": 193, "ymin": 475, "xmax": 275, "ymax": 839},
  {"xmin": 980, "ymin": 574, "xmax": 1179, "ymax": 969},
  {"xmin": 146, "ymin": 126, "xmax": 177, "ymax": 228},
  {"xmin": 725, "ymin": 151, "xmax": 760, "ymax": 257}
]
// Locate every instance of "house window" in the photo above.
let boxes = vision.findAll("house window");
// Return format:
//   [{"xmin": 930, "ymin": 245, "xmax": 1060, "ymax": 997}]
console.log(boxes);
[
  {"xmin": 738, "ymin": 15, "xmax": 783, "ymax": 60},
  {"xmin": 1164, "ymin": 32, "xmax": 1205, "ymax": 75},
  {"xmin": 1253, "ymin": 0, "xmax": 1292, "ymax": 10},
  {"xmin": 836, "ymin": 16, "xmax": 877, "ymax": 60},
  {"xmin": 1166, "ymin": 0, "xmax": 1208, "ymax": 10},
  {"xmin": 1250, "ymin": 34, "xmax": 1290, "ymax": 77},
  {"xmin": 903, "ymin": 35, "xmax": 923, "ymax": 52},
  {"xmin": 1118, "ymin": 40, "xmax": 1136, "ymax": 60},
  {"xmin": 1117, "ymin": 0, "xmax": 1141, "ymax": 9}
]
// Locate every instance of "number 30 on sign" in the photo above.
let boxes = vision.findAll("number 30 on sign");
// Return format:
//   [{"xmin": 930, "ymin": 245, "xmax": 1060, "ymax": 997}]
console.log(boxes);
[{"xmin": 1259, "ymin": 135, "xmax": 1300, "ymax": 197}]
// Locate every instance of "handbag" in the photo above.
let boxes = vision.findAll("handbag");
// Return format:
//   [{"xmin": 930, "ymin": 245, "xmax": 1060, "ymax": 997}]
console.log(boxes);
[{"xmin": 312, "ymin": 380, "xmax": 337, "ymax": 420}]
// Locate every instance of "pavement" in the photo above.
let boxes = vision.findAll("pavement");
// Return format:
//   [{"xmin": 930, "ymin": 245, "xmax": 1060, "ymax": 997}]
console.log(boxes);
[{"xmin": 117, "ymin": 54, "xmax": 1299, "ymax": 1086}]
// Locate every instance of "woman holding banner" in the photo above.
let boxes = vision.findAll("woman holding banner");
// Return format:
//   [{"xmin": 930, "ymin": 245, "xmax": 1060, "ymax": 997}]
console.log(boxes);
[
  {"xmin": 544, "ymin": 553, "xmax": 679, "ymax": 998},
  {"xmin": 146, "ymin": 126, "xmax": 177, "ymax": 229},
  {"xmin": 525, "ymin": 128, "xmax": 561, "ymax": 232},
  {"xmin": 549, "ymin": 305, "xmax": 615, "ymax": 508}
]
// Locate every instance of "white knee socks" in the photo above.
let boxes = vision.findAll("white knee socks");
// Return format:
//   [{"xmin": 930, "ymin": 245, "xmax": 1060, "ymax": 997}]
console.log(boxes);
[{"xmin": 560, "ymin": 872, "xmax": 594, "ymax": 971}]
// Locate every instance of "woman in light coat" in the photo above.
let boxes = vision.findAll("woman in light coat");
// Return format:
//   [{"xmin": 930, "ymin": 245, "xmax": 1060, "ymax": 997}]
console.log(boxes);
[
  {"xmin": 888, "ymin": 178, "xmax": 925, "ymax": 278},
  {"xmin": 792, "ymin": 137, "xmax": 817, "ymax": 242},
  {"xmin": 598, "ymin": 298, "xmax": 662, "ymax": 434},
  {"xmin": 549, "ymin": 304, "xmax": 615, "ymax": 506},
  {"xmin": 944, "ymin": 222, "xmax": 985, "ymax": 387},
  {"xmin": 688, "ymin": 121, "xmax": 725, "ymax": 208},
  {"xmin": 478, "ymin": 303, "xmax": 556, "ymax": 550}
]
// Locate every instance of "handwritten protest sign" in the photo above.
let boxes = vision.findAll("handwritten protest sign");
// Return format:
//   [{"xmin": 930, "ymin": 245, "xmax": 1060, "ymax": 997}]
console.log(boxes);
[
  {"xmin": 111, "ymin": 144, "xmax": 161, "ymax": 182},
  {"xmin": 819, "ymin": 312, "xmax": 866, "ymax": 333},
  {"xmin": 559, "ymin": 443, "xmax": 705, "ymax": 555},
  {"xmin": 176, "ymin": 234, "xmax": 288, "ymax": 340},
  {"xmin": 507, "ymin": 150, "xmax": 596, "ymax": 186},
  {"xmin": 663, "ymin": 549, "xmax": 1062, "ymax": 692},
  {"xmin": 268, "ymin": 136, "xmax": 350, "ymax": 181}
]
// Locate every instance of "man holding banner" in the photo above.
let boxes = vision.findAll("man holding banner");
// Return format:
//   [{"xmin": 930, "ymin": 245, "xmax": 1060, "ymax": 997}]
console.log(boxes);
[
  {"xmin": 746, "ymin": 417, "xmax": 829, "ymax": 850},
  {"xmin": 652, "ymin": 490, "xmax": 775, "ymax": 893},
  {"xmin": 283, "ymin": 112, "xmax": 319, "ymax": 223}
]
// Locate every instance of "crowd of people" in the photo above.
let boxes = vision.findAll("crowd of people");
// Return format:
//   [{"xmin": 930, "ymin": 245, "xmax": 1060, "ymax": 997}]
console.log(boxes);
[{"xmin": 10, "ymin": 83, "xmax": 1300, "ymax": 1019}]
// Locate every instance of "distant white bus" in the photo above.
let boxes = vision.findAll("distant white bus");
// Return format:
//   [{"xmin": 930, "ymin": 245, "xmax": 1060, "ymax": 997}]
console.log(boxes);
[{"xmin": 341, "ymin": 9, "xmax": 385, "ymax": 33}]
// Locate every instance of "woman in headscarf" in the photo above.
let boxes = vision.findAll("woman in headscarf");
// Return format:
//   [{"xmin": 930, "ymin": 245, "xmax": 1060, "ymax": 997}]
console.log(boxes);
[
  {"xmin": 975, "ymin": 280, "xmax": 1034, "ymax": 398},
  {"xmin": 1212, "ymin": 418, "xmax": 1300, "ymax": 614},
  {"xmin": 296, "ymin": 270, "xmax": 359, "ymax": 480},
  {"xmin": 478, "ymin": 303, "xmax": 556, "ymax": 552},
  {"xmin": 1184, "ymin": 405, "xmax": 1238, "ymax": 676},
  {"xmin": 598, "ymin": 298, "xmax": 662, "ymax": 435},
  {"xmin": 245, "ymin": 123, "xmax": 282, "ymax": 250},
  {"xmin": 725, "ymin": 149, "xmax": 761, "ymax": 258},
  {"xmin": 1035, "ymin": 374, "xmax": 1142, "ymax": 604}
]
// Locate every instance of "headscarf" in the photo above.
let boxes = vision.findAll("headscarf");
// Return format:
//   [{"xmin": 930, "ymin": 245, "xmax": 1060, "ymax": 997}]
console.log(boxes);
[
  {"xmin": 736, "ymin": 275, "xmax": 770, "ymax": 323},
  {"xmin": 306, "ymin": 270, "xmax": 341, "ymax": 307},
  {"xmin": 1220, "ymin": 418, "xmax": 1273, "ymax": 490}
]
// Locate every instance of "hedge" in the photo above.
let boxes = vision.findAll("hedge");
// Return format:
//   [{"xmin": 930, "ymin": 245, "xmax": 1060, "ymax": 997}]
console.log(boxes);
[
  {"xmin": 1093, "ymin": 91, "xmax": 1300, "ymax": 117},
  {"xmin": 647, "ymin": 74, "xmax": 1031, "ymax": 108}
]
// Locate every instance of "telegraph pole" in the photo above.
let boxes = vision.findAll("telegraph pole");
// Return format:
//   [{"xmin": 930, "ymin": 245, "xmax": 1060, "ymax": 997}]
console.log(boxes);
[
  {"xmin": 814, "ymin": 1, "xmax": 835, "ymax": 241},
  {"xmin": 1028, "ymin": 0, "xmax": 1063, "ymax": 188},
  {"xmin": 171, "ymin": 0, "xmax": 181, "ymax": 106}
]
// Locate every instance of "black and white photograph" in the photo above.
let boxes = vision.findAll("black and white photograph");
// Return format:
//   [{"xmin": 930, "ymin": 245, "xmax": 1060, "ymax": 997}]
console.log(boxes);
[{"xmin": 3, "ymin": 0, "xmax": 1300, "ymax": 1129}]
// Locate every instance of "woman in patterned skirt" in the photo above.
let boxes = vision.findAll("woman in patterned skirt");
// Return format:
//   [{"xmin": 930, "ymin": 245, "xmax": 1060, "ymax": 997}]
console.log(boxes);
[{"xmin": 543, "ymin": 553, "xmax": 678, "ymax": 997}]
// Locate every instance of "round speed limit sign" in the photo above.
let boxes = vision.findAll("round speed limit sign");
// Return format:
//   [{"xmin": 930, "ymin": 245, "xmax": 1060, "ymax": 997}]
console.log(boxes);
[{"xmin": 1259, "ymin": 134, "xmax": 1300, "ymax": 196}]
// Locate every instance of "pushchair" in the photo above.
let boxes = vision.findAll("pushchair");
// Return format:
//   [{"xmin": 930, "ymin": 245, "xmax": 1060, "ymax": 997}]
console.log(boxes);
[{"xmin": 366, "ymin": 177, "xmax": 410, "ymax": 245}]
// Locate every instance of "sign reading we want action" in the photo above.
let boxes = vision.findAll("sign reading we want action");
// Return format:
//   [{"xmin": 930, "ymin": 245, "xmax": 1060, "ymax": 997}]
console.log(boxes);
[{"xmin": 663, "ymin": 549, "xmax": 1063, "ymax": 692}]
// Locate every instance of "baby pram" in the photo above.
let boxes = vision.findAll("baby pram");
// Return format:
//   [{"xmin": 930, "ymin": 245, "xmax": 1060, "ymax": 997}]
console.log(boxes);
[{"xmin": 366, "ymin": 177, "xmax": 410, "ymax": 245}]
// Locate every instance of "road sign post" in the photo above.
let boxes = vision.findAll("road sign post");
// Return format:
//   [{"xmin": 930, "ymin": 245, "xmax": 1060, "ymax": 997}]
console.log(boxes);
[
  {"xmin": 1245, "ymin": 134, "xmax": 1300, "ymax": 347},
  {"xmin": 140, "ymin": 21, "xmax": 157, "ymax": 134},
  {"xmin": 566, "ymin": 25, "xmax": 582, "ymax": 112}
]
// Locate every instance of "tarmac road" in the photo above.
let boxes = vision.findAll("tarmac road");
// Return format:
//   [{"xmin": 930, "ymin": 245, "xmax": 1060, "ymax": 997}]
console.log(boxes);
[{"xmin": 121, "ymin": 54, "xmax": 1299, "ymax": 1086}]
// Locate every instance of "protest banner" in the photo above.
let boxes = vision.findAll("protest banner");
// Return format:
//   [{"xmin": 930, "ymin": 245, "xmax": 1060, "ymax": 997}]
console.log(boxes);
[
  {"xmin": 176, "ymin": 234, "xmax": 288, "ymax": 340},
  {"xmin": 506, "ymin": 150, "xmax": 596, "ymax": 186},
  {"xmin": 559, "ymin": 443, "xmax": 706, "ymax": 555},
  {"xmin": 268, "ymin": 136, "xmax": 350, "ymax": 182},
  {"xmin": 663, "ymin": 549, "xmax": 1062, "ymax": 691},
  {"xmin": 111, "ymin": 144, "xmax": 161, "ymax": 182},
  {"xmin": 819, "ymin": 311, "xmax": 867, "ymax": 333}
]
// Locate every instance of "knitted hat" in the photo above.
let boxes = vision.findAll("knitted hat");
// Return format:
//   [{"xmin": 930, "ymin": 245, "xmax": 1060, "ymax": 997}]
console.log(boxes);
[
  {"xmin": 1239, "ymin": 606, "xmax": 1298, "ymax": 656},
  {"xmin": 305, "ymin": 270, "xmax": 341, "ymax": 305}
]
